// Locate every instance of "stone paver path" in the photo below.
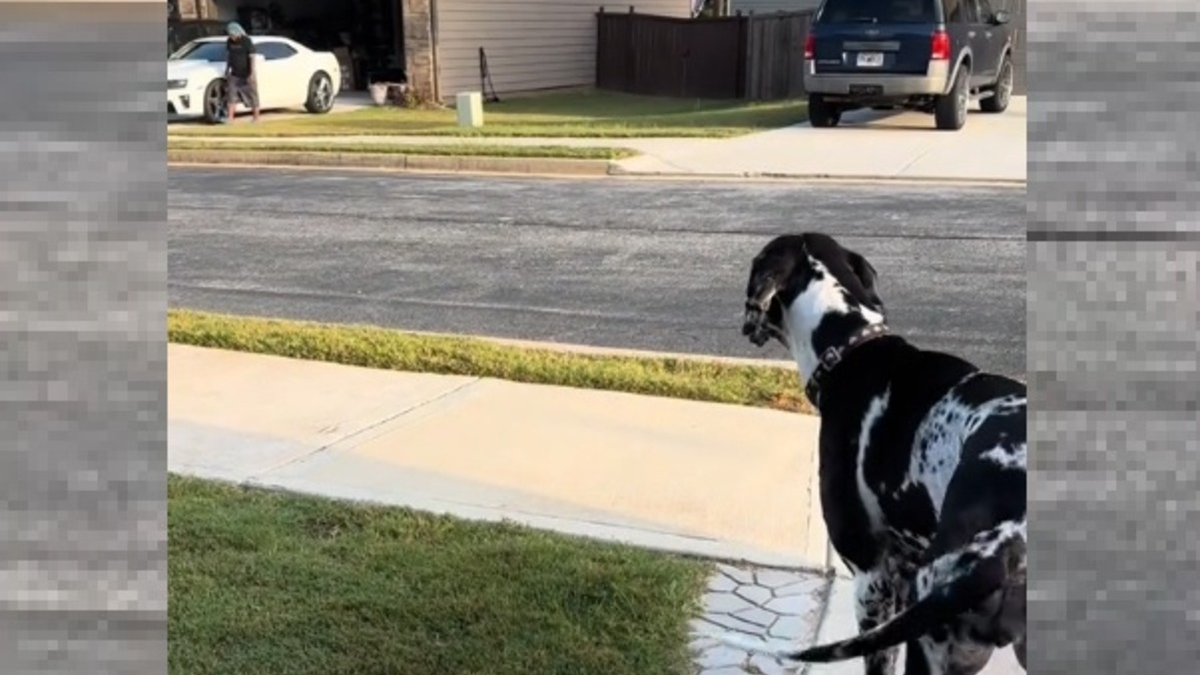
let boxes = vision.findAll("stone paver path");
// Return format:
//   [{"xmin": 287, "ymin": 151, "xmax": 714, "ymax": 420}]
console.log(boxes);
[{"xmin": 689, "ymin": 564, "xmax": 831, "ymax": 675}]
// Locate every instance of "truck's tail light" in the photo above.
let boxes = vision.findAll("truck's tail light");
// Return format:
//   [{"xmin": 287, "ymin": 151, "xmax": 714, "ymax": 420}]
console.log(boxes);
[
  {"xmin": 931, "ymin": 30, "xmax": 950, "ymax": 60},
  {"xmin": 804, "ymin": 33, "xmax": 815, "ymax": 60}
]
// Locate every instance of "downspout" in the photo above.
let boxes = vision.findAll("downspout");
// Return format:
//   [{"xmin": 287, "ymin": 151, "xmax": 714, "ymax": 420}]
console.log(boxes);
[{"xmin": 430, "ymin": 0, "xmax": 441, "ymax": 102}]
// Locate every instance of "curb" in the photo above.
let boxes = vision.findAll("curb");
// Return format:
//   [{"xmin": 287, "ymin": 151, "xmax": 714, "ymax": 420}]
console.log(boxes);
[
  {"xmin": 395, "ymin": 327, "xmax": 799, "ymax": 371},
  {"xmin": 606, "ymin": 165, "xmax": 1027, "ymax": 188},
  {"xmin": 168, "ymin": 149, "xmax": 1026, "ymax": 187},
  {"xmin": 175, "ymin": 451, "xmax": 837, "ymax": 576},
  {"xmin": 167, "ymin": 149, "xmax": 614, "ymax": 177},
  {"xmin": 168, "ymin": 310, "xmax": 799, "ymax": 371},
  {"xmin": 170, "ymin": 464, "xmax": 833, "ymax": 573}
]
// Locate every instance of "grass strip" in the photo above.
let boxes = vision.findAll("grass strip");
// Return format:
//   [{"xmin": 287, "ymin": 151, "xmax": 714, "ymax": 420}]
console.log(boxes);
[
  {"xmin": 168, "ymin": 90, "xmax": 809, "ymax": 139},
  {"xmin": 168, "ymin": 140, "xmax": 637, "ymax": 160},
  {"xmin": 169, "ymin": 475, "xmax": 709, "ymax": 675},
  {"xmin": 167, "ymin": 309, "xmax": 811, "ymax": 415}
]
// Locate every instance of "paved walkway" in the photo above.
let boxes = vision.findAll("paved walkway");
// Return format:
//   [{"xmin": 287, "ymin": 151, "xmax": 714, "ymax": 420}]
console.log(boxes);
[
  {"xmin": 168, "ymin": 344, "xmax": 1021, "ymax": 674},
  {"xmin": 167, "ymin": 92, "xmax": 374, "ymax": 128},
  {"xmin": 169, "ymin": 97, "xmax": 1025, "ymax": 184},
  {"xmin": 691, "ymin": 565, "xmax": 829, "ymax": 675},
  {"xmin": 168, "ymin": 344, "xmax": 828, "ymax": 569},
  {"xmin": 690, "ymin": 568, "xmax": 1023, "ymax": 675}
]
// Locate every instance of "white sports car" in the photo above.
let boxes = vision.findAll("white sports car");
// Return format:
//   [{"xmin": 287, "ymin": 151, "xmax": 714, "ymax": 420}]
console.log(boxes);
[{"xmin": 168, "ymin": 35, "xmax": 341, "ymax": 123}]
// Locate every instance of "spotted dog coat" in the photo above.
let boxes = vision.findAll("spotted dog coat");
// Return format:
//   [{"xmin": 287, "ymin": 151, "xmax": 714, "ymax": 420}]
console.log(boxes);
[{"xmin": 741, "ymin": 233, "xmax": 1026, "ymax": 675}]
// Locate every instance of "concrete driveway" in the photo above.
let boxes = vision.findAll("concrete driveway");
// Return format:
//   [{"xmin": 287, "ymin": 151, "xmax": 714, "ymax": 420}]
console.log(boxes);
[
  {"xmin": 617, "ymin": 96, "xmax": 1026, "ymax": 184},
  {"xmin": 166, "ymin": 90, "xmax": 373, "ymax": 129}
]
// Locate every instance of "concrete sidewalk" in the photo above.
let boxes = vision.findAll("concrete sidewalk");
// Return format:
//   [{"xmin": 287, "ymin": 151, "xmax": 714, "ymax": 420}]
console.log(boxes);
[
  {"xmin": 168, "ymin": 97, "xmax": 1025, "ymax": 184},
  {"xmin": 168, "ymin": 343, "xmax": 828, "ymax": 569}
]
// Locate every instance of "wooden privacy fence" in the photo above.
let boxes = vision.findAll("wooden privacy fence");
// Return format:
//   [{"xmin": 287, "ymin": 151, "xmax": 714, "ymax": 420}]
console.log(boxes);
[{"xmin": 595, "ymin": 8, "xmax": 814, "ymax": 101}]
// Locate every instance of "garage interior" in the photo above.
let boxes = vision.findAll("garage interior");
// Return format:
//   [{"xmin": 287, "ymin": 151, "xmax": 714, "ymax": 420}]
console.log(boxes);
[{"xmin": 168, "ymin": 0, "xmax": 405, "ymax": 92}]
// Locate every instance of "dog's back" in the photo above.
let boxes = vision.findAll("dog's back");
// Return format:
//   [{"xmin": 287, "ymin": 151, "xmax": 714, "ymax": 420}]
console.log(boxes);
[
  {"xmin": 797, "ymin": 366, "xmax": 1028, "ymax": 669},
  {"xmin": 911, "ymin": 371, "xmax": 1026, "ymax": 552}
]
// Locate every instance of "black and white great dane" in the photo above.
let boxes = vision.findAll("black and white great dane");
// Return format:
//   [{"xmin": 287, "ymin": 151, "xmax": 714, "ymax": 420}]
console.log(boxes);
[{"xmin": 740, "ymin": 233, "xmax": 1026, "ymax": 675}]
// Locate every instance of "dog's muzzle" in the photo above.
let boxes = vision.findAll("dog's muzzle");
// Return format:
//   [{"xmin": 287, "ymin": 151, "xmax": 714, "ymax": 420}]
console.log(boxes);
[{"xmin": 742, "ymin": 300, "xmax": 774, "ymax": 347}]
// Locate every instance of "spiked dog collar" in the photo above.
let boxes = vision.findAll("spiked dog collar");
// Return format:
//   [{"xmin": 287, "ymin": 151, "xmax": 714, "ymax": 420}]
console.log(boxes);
[{"xmin": 804, "ymin": 323, "xmax": 891, "ymax": 408}]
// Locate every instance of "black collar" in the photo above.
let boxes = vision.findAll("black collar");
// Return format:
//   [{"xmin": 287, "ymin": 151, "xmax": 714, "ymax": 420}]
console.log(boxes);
[{"xmin": 804, "ymin": 323, "xmax": 891, "ymax": 408}]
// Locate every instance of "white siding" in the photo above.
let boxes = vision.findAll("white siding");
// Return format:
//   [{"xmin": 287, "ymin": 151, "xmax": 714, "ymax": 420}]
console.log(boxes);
[
  {"xmin": 730, "ymin": 0, "xmax": 819, "ymax": 15},
  {"xmin": 434, "ymin": 0, "xmax": 692, "ymax": 99}
]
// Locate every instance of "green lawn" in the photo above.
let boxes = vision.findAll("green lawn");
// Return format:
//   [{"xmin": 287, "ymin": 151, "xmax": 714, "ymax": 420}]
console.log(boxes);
[
  {"xmin": 168, "ymin": 309, "xmax": 812, "ymax": 415},
  {"xmin": 169, "ymin": 89, "xmax": 809, "ymax": 139},
  {"xmin": 167, "ymin": 139, "xmax": 637, "ymax": 160},
  {"xmin": 169, "ymin": 475, "xmax": 709, "ymax": 675}
]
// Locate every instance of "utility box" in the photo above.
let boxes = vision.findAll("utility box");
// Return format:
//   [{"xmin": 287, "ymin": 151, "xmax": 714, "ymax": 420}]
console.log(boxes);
[{"xmin": 456, "ymin": 92, "xmax": 484, "ymax": 128}]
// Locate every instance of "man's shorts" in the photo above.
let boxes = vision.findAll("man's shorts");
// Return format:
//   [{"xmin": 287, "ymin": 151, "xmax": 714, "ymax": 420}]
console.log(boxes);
[{"xmin": 227, "ymin": 76, "xmax": 258, "ymax": 108}]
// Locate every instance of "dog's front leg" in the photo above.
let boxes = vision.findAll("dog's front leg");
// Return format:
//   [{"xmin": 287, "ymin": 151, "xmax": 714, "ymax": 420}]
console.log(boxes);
[{"xmin": 854, "ymin": 566, "xmax": 900, "ymax": 675}]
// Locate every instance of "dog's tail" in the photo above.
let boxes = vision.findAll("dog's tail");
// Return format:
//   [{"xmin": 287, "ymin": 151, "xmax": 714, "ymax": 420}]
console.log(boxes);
[{"xmin": 787, "ymin": 556, "xmax": 1006, "ymax": 663}]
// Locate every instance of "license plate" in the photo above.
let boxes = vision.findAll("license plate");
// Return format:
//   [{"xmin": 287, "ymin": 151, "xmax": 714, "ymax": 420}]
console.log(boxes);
[
  {"xmin": 856, "ymin": 52, "xmax": 885, "ymax": 67},
  {"xmin": 849, "ymin": 85, "xmax": 884, "ymax": 96}
]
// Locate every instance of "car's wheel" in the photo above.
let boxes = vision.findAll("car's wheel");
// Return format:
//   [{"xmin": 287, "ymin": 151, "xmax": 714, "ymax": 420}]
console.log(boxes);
[
  {"xmin": 304, "ymin": 71, "xmax": 335, "ymax": 114},
  {"xmin": 202, "ymin": 78, "xmax": 227, "ymax": 124},
  {"xmin": 808, "ymin": 94, "xmax": 841, "ymax": 128},
  {"xmin": 980, "ymin": 55, "xmax": 1013, "ymax": 113},
  {"xmin": 934, "ymin": 64, "xmax": 969, "ymax": 131}
]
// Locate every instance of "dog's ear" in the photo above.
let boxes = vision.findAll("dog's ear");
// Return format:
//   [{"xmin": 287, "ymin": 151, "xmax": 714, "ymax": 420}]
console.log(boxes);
[
  {"xmin": 844, "ymin": 248, "xmax": 878, "ymax": 292},
  {"xmin": 844, "ymin": 248, "xmax": 884, "ymax": 311}
]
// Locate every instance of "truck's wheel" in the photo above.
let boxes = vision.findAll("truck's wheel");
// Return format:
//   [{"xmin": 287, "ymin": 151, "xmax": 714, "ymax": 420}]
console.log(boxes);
[
  {"xmin": 980, "ymin": 55, "xmax": 1013, "ymax": 113},
  {"xmin": 808, "ymin": 94, "xmax": 841, "ymax": 128},
  {"xmin": 934, "ymin": 65, "xmax": 969, "ymax": 131}
]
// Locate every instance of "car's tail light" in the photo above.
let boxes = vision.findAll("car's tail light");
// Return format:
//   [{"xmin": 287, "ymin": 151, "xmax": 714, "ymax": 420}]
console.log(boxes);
[
  {"xmin": 930, "ymin": 30, "xmax": 950, "ymax": 60},
  {"xmin": 804, "ymin": 33, "xmax": 815, "ymax": 59}
]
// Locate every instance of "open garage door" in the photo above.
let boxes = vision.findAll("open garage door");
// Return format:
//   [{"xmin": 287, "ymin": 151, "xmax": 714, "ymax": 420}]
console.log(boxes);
[{"xmin": 178, "ymin": 0, "xmax": 405, "ymax": 91}]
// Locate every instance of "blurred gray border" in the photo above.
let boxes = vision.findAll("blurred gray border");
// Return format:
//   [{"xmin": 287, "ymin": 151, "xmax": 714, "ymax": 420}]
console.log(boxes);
[
  {"xmin": 0, "ymin": 3, "xmax": 165, "ymax": 674},
  {"xmin": 7, "ymin": 0, "xmax": 1200, "ymax": 673},
  {"xmin": 1029, "ymin": 1, "xmax": 1200, "ymax": 673}
]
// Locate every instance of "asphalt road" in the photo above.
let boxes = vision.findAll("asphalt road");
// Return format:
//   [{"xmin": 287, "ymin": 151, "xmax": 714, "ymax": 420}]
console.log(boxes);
[{"xmin": 169, "ymin": 168, "xmax": 1026, "ymax": 376}]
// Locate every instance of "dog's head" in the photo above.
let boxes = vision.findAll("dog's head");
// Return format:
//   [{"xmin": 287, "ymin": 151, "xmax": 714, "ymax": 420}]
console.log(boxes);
[{"xmin": 741, "ymin": 233, "xmax": 885, "ymax": 350}]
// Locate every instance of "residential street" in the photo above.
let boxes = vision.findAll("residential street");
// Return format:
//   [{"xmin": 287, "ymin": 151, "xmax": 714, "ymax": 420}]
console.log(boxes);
[{"xmin": 169, "ymin": 167, "xmax": 1026, "ymax": 375}]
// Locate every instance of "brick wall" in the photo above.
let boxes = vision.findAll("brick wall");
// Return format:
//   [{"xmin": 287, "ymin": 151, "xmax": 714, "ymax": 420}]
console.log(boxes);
[{"xmin": 403, "ymin": 0, "xmax": 436, "ymax": 100}]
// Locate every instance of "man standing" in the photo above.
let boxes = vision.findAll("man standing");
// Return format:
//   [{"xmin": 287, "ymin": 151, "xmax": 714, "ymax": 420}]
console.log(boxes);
[{"xmin": 224, "ymin": 22, "xmax": 259, "ymax": 123}]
